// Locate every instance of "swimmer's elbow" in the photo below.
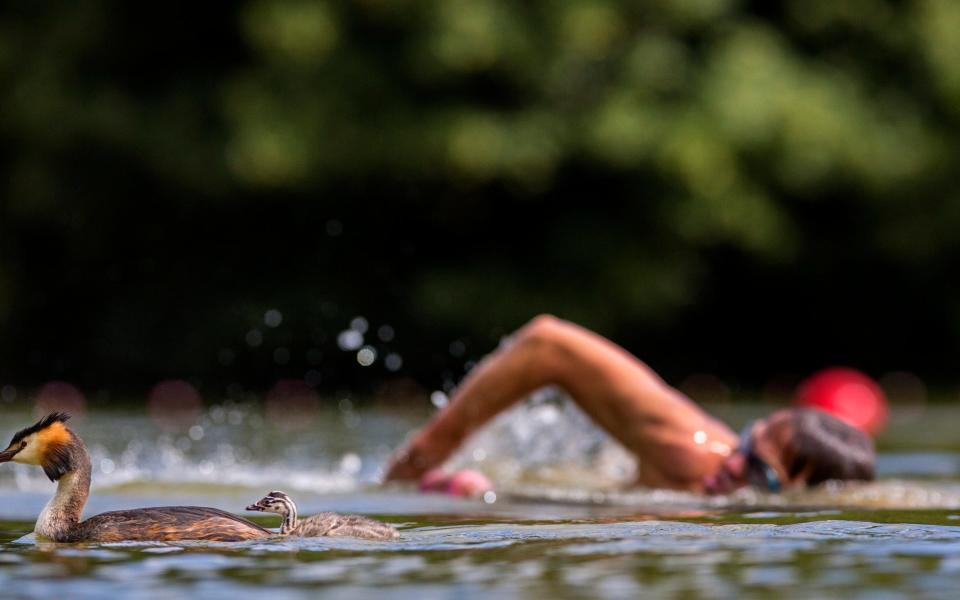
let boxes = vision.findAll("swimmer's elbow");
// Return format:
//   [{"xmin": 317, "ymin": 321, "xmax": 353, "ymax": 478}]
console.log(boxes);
[{"xmin": 516, "ymin": 314, "xmax": 567, "ymax": 345}]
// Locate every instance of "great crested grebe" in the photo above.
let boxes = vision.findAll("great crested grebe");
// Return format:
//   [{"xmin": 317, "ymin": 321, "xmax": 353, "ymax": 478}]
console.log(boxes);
[
  {"xmin": 246, "ymin": 490, "xmax": 399, "ymax": 540},
  {"xmin": 0, "ymin": 413, "xmax": 271, "ymax": 542}
]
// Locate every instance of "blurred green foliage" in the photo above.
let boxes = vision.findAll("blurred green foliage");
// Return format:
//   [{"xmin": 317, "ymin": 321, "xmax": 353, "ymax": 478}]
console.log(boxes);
[{"xmin": 1, "ymin": 0, "xmax": 959, "ymax": 391}]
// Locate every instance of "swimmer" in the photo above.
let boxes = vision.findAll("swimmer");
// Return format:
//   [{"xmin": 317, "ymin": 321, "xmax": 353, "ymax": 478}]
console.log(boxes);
[{"xmin": 385, "ymin": 315, "xmax": 875, "ymax": 495}]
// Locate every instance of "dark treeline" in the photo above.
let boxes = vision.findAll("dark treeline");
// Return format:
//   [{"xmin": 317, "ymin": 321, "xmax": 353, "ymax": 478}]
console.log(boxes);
[{"xmin": 1, "ymin": 1, "xmax": 959, "ymax": 397}]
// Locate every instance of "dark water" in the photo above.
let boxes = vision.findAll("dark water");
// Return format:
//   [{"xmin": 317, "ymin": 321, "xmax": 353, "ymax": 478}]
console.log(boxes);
[
  {"xmin": 3, "ymin": 511, "xmax": 960, "ymax": 599},
  {"xmin": 1, "ymin": 399, "xmax": 959, "ymax": 598}
]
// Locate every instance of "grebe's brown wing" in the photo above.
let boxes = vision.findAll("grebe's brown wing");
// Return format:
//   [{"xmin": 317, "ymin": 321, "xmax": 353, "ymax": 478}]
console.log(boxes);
[{"xmin": 75, "ymin": 506, "xmax": 272, "ymax": 542}]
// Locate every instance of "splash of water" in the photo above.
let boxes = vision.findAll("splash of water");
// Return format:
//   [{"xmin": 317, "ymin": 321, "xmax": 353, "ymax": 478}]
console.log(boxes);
[
  {"xmin": 1, "ymin": 397, "xmax": 959, "ymax": 511},
  {"xmin": 445, "ymin": 386, "xmax": 638, "ymax": 490},
  {"xmin": 445, "ymin": 389, "xmax": 960, "ymax": 510}
]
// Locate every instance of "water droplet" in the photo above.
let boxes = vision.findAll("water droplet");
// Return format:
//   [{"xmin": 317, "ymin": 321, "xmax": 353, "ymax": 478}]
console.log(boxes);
[
  {"xmin": 210, "ymin": 406, "xmax": 226, "ymax": 424},
  {"xmin": 33, "ymin": 381, "xmax": 87, "ymax": 420},
  {"xmin": 246, "ymin": 329, "xmax": 263, "ymax": 348},
  {"xmin": 304, "ymin": 369, "xmax": 322, "ymax": 387},
  {"xmin": 100, "ymin": 458, "xmax": 115, "ymax": 475},
  {"xmin": 357, "ymin": 346, "xmax": 377, "ymax": 366},
  {"xmin": 483, "ymin": 490, "xmax": 497, "ymax": 504},
  {"xmin": 337, "ymin": 329, "xmax": 364, "ymax": 351},
  {"xmin": 377, "ymin": 324, "xmax": 395, "ymax": 342},
  {"xmin": 273, "ymin": 347, "xmax": 291, "ymax": 365},
  {"xmin": 384, "ymin": 353, "xmax": 403, "ymax": 372},
  {"xmin": 350, "ymin": 317, "xmax": 369, "ymax": 334},
  {"xmin": 430, "ymin": 391, "xmax": 448, "ymax": 408},
  {"xmin": 340, "ymin": 453, "xmax": 362, "ymax": 475},
  {"xmin": 0, "ymin": 385, "xmax": 16, "ymax": 402},
  {"xmin": 441, "ymin": 375, "xmax": 456, "ymax": 393},
  {"xmin": 189, "ymin": 425, "xmax": 205, "ymax": 441},
  {"xmin": 264, "ymin": 309, "xmax": 283, "ymax": 328},
  {"xmin": 694, "ymin": 430, "xmax": 707, "ymax": 444}
]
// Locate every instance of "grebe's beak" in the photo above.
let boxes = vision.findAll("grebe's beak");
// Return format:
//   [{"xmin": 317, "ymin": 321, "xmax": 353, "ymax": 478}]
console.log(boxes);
[
  {"xmin": 245, "ymin": 503, "xmax": 265, "ymax": 512},
  {"xmin": 0, "ymin": 447, "xmax": 16, "ymax": 463}
]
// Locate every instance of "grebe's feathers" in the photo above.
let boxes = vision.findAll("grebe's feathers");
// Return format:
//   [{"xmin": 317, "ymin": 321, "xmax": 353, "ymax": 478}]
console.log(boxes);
[{"xmin": 71, "ymin": 506, "xmax": 271, "ymax": 543}]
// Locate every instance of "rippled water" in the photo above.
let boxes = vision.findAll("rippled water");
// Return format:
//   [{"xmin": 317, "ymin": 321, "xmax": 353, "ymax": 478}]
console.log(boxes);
[{"xmin": 1, "ymin": 396, "xmax": 959, "ymax": 598}]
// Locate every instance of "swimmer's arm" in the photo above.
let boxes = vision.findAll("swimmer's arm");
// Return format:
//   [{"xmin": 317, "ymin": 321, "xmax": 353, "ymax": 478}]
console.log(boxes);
[{"xmin": 384, "ymin": 315, "xmax": 710, "ymax": 481}]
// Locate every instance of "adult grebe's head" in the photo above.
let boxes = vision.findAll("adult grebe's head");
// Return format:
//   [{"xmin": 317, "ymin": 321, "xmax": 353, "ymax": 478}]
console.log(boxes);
[
  {"xmin": 246, "ymin": 491, "xmax": 294, "ymax": 515},
  {"xmin": 0, "ymin": 412, "xmax": 77, "ymax": 481}
]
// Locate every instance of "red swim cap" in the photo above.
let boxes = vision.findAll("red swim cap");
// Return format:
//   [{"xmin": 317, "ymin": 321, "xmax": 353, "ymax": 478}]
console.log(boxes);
[{"xmin": 794, "ymin": 367, "xmax": 889, "ymax": 435}]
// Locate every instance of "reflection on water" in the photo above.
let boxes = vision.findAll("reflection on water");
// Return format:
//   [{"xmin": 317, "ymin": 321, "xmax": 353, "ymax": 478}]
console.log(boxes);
[
  {"xmin": 3, "ymin": 516, "xmax": 960, "ymax": 598},
  {"xmin": 1, "ymin": 397, "xmax": 959, "ymax": 598}
]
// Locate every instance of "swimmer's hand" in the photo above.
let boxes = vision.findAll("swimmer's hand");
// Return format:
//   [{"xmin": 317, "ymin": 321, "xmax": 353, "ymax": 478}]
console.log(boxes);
[
  {"xmin": 384, "ymin": 427, "xmax": 459, "ymax": 482},
  {"xmin": 419, "ymin": 468, "xmax": 492, "ymax": 498}
]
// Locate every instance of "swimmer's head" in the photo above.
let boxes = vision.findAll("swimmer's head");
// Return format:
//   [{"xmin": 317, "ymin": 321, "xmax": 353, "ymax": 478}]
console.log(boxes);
[{"xmin": 704, "ymin": 408, "xmax": 875, "ymax": 495}]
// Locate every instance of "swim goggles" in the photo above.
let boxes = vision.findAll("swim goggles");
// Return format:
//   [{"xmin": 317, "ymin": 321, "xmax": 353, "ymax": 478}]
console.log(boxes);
[{"xmin": 739, "ymin": 421, "xmax": 782, "ymax": 493}]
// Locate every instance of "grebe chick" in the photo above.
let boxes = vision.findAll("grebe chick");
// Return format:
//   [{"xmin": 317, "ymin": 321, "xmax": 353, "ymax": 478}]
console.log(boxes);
[
  {"xmin": 0, "ymin": 413, "xmax": 271, "ymax": 542},
  {"xmin": 246, "ymin": 491, "xmax": 398, "ymax": 540}
]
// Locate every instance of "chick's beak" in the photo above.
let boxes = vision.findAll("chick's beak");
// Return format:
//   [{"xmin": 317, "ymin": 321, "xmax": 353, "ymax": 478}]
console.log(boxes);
[{"xmin": 246, "ymin": 504, "xmax": 264, "ymax": 512}]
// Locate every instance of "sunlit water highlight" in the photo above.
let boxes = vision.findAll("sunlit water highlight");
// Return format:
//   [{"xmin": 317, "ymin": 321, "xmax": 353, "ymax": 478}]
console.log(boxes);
[{"xmin": 1, "ymin": 397, "xmax": 959, "ymax": 598}]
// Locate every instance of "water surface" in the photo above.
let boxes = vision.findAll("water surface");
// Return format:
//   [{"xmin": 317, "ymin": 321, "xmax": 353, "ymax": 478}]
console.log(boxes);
[{"xmin": 1, "ymin": 398, "xmax": 958, "ymax": 598}]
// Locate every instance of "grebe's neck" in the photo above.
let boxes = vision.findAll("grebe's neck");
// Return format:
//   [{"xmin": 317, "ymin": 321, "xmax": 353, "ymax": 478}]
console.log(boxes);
[
  {"xmin": 278, "ymin": 496, "xmax": 298, "ymax": 534},
  {"xmin": 35, "ymin": 438, "xmax": 91, "ymax": 541}
]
